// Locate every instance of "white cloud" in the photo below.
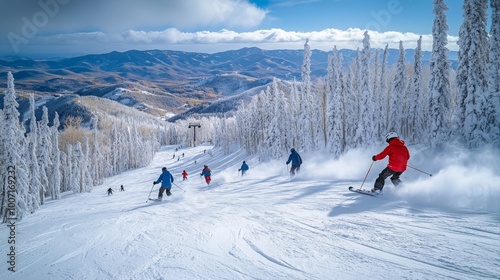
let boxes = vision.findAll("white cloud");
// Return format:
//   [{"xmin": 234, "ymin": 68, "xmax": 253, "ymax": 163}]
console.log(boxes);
[
  {"xmin": 27, "ymin": 27, "xmax": 459, "ymax": 55},
  {"xmin": 1, "ymin": 0, "xmax": 460, "ymax": 56},
  {"xmin": 1, "ymin": 0, "xmax": 267, "ymax": 34}
]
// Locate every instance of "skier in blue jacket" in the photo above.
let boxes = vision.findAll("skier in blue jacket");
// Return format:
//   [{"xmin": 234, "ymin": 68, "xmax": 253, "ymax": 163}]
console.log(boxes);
[
  {"xmin": 238, "ymin": 161, "xmax": 249, "ymax": 176},
  {"xmin": 286, "ymin": 148, "xmax": 303, "ymax": 176},
  {"xmin": 153, "ymin": 167, "xmax": 174, "ymax": 200},
  {"xmin": 200, "ymin": 165, "xmax": 212, "ymax": 185}
]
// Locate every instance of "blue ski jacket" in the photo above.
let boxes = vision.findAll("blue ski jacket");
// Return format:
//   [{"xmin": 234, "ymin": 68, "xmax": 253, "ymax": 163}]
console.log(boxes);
[
  {"xmin": 240, "ymin": 163, "xmax": 249, "ymax": 171},
  {"xmin": 286, "ymin": 150, "xmax": 303, "ymax": 166},
  {"xmin": 201, "ymin": 167, "xmax": 211, "ymax": 177},
  {"xmin": 155, "ymin": 170, "xmax": 174, "ymax": 187}
]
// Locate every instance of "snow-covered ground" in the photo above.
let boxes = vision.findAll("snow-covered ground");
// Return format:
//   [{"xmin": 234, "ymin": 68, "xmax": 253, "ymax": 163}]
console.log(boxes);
[{"xmin": 1, "ymin": 144, "xmax": 499, "ymax": 280}]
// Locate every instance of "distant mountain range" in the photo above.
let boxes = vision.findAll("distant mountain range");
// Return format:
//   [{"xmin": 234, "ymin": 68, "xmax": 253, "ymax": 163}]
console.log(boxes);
[{"xmin": 0, "ymin": 47, "xmax": 458, "ymax": 122}]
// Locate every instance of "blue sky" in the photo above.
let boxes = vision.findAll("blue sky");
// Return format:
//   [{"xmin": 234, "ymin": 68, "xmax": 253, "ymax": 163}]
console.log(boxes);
[
  {"xmin": 250, "ymin": 0, "xmax": 464, "ymax": 34},
  {"xmin": 0, "ymin": 0, "xmax": 483, "ymax": 58}
]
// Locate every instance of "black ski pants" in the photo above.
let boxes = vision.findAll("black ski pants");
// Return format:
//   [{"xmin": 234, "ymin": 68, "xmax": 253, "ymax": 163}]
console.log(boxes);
[
  {"xmin": 374, "ymin": 167, "xmax": 403, "ymax": 190},
  {"xmin": 290, "ymin": 164, "xmax": 300, "ymax": 176},
  {"xmin": 158, "ymin": 187, "xmax": 172, "ymax": 199}
]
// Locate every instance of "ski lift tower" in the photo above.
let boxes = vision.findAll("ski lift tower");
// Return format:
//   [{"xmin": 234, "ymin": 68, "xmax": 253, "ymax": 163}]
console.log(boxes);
[{"xmin": 188, "ymin": 123, "xmax": 201, "ymax": 147}]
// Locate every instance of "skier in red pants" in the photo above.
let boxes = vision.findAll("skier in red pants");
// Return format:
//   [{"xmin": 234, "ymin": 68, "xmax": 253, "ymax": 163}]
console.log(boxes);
[{"xmin": 200, "ymin": 165, "xmax": 211, "ymax": 185}]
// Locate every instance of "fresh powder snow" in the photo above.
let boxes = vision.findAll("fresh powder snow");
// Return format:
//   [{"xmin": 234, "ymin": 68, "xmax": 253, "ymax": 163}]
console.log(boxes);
[{"xmin": 1, "ymin": 144, "xmax": 499, "ymax": 280}]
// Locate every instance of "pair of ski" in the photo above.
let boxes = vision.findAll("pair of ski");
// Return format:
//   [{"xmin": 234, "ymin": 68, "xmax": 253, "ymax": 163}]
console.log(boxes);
[
  {"xmin": 148, "ymin": 198, "xmax": 168, "ymax": 202},
  {"xmin": 348, "ymin": 186, "xmax": 381, "ymax": 197}
]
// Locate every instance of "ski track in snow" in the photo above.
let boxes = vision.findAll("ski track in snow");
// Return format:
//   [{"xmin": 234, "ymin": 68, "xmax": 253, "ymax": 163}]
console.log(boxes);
[{"xmin": 1, "ymin": 145, "xmax": 500, "ymax": 280}]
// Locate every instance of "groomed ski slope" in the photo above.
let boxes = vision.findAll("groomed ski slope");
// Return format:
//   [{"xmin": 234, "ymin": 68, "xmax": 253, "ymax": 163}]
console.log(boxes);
[{"xmin": 1, "ymin": 144, "xmax": 499, "ymax": 280}]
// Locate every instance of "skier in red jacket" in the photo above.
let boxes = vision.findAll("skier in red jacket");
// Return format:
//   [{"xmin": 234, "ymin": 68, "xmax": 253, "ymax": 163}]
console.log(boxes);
[{"xmin": 371, "ymin": 132, "xmax": 410, "ymax": 193}]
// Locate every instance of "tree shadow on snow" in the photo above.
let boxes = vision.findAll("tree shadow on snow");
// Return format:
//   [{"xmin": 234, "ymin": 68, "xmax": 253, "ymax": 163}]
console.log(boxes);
[
  {"xmin": 328, "ymin": 193, "xmax": 396, "ymax": 217},
  {"xmin": 277, "ymin": 182, "xmax": 333, "ymax": 204},
  {"xmin": 123, "ymin": 200, "xmax": 169, "ymax": 212}
]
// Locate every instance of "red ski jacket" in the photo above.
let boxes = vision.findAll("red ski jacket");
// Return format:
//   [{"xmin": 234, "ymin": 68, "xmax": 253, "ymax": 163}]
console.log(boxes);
[{"xmin": 374, "ymin": 138, "xmax": 410, "ymax": 172}]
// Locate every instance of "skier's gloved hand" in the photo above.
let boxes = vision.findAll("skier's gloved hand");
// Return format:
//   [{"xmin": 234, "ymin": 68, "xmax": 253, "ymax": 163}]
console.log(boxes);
[
  {"xmin": 153, "ymin": 181, "xmax": 156, "ymax": 185},
  {"xmin": 372, "ymin": 156, "xmax": 376, "ymax": 161}
]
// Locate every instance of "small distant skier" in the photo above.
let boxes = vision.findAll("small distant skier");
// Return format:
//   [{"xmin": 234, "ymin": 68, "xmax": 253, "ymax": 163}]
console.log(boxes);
[
  {"xmin": 107, "ymin": 188, "xmax": 113, "ymax": 196},
  {"xmin": 238, "ymin": 161, "xmax": 249, "ymax": 176},
  {"xmin": 120, "ymin": 185, "xmax": 125, "ymax": 191},
  {"xmin": 286, "ymin": 148, "xmax": 303, "ymax": 176},
  {"xmin": 371, "ymin": 132, "xmax": 410, "ymax": 193},
  {"xmin": 182, "ymin": 170, "xmax": 188, "ymax": 181},
  {"xmin": 200, "ymin": 165, "xmax": 212, "ymax": 185},
  {"xmin": 153, "ymin": 167, "xmax": 174, "ymax": 200}
]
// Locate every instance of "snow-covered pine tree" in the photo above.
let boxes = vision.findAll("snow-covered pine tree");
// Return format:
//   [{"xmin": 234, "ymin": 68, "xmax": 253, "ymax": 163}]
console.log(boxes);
[
  {"xmin": 326, "ymin": 48, "xmax": 336, "ymax": 154},
  {"xmin": 289, "ymin": 80, "xmax": 301, "ymax": 150},
  {"xmin": 343, "ymin": 58, "xmax": 357, "ymax": 150},
  {"xmin": 348, "ymin": 49, "xmax": 361, "ymax": 148},
  {"xmin": 48, "ymin": 112, "xmax": 61, "ymax": 200},
  {"xmin": 91, "ymin": 117, "xmax": 104, "ymax": 185},
  {"xmin": 456, "ymin": 0, "xmax": 491, "ymax": 147},
  {"xmin": 118, "ymin": 123, "xmax": 128, "ymax": 173},
  {"xmin": 355, "ymin": 31, "xmax": 373, "ymax": 144},
  {"xmin": 251, "ymin": 94, "xmax": 263, "ymax": 155},
  {"xmin": 26, "ymin": 94, "xmax": 42, "ymax": 212},
  {"xmin": 312, "ymin": 79, "xmax": 326, "ymax": 149},
  {"xmin": 148, "ymin": 132, "xmax": 160, "ymax": 163},
  {"xmin": 65, "ymin": 145, "xmax": 74, "ymax": 192},
  {"xmin": 379, "ymin": 44, "xmax": 389, "ymax": 136},
  {"xmin": 429, "ymin": 0, "xmax": 452, "ymax": 148},
  {"xmin": 83, "ymin": 137, "xmax": 94, "ymax": 192},
  {"xmin": 389, "ymin": 41, "xmax": 406, "ymax": 135},
  {"xmin": 300, "ymin": 39, "xmax": 314, "ymax": 151},
  {"xmin": 110, "ymin": 125, "xmax": 119, "ymax": 175},
  {"xmin": 371, "ymin": 48, "xmax": 381, "ymax": 138},
  {"xmin": 257, "ymin": 86, "xmax": 273, "ymax": 160},
  {"xmin": 406, "ymin": 36, "xmax": 425, "ymax": 145},
  {"xmin": 0, "ymin": 72, "xmax": 30, "ymax": 222},
  {"xmin": 372, "ymin": 49, "xmax": 380, "ymax": 102},
  {"xmin": 267, "ymin": 78, "xmax": 287, "ymax": 159},
  {"xmin": 488, "ymin": 0, "xmax": 500, "ymax": 144},
  {"xmin": 326, "ymin": 46, "xmax": 345, "ymax": 157},
  {"xmin": 130, "ymin": 123, "xmax": 141, "ymax": 169},
  {"xmin": 235, "ymin": 102, "xmax": 250, "ymax": 154},
  {"xmin": 72, "ymin": 142, "xmax": 85, "ymax": 193},
  {"xmin": 37, "ymin": 107, "xmax": 52, "ymax": 204}
]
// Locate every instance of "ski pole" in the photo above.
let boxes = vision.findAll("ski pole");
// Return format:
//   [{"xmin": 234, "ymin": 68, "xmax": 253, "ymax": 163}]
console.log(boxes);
[
  {"xmin": 407, "ymin": 165, "xmax": 433, "ymax": 177},
  {"xmin": 173, "ymin": 182, "xmax": 186, "ymax": 192},
  {"xmin": 147, "ymin": 183, "xmax": 155, "ymax": 202},
  {"xmin": 359, "ymin": 161, "xmax": 374, "ymax": 190}
]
